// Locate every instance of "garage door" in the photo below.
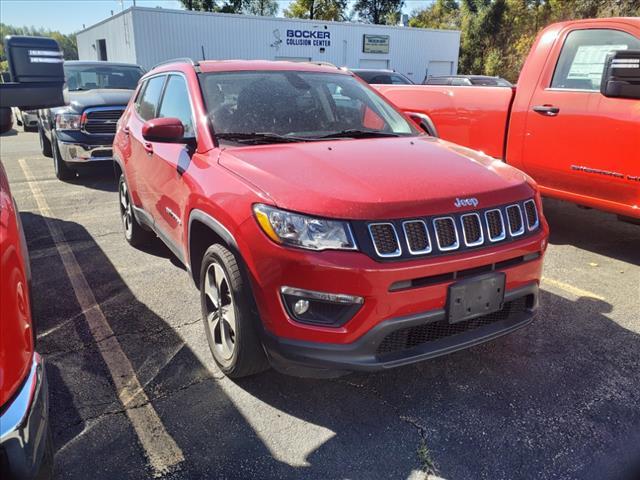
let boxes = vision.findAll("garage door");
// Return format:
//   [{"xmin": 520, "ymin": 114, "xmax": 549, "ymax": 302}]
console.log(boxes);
[
  {"xmin": 359, "ymin": 59, "xmax": 389, "ymax": 69},
  {"xmin": 427, "ymin": 61, "xmax": 453, "ymax": 78}
]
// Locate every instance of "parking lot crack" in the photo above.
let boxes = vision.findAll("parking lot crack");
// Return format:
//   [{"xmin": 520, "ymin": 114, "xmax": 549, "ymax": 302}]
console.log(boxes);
[{"xmin": 334, "ymin": 378, "xmax": 438, "ymax": 475}]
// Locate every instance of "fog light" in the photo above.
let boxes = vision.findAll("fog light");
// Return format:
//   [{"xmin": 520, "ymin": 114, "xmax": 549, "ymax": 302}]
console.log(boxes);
[
  {"xmin": 280, "ymin": 286, "xmax": 364, "ymax": 327},
  {"xmin": 294, "ymin": 299, "xmax": 310, "ymax": 315}
]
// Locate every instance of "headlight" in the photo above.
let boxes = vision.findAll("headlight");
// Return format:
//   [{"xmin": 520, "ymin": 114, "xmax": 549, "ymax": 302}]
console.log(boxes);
[
  {"xmin": 253, "ymin": 204, "xmax": 357, "ymax": 251},
  {"xmin": 55, "ymin": 112, "xmax": 82, "ymax": 130}
]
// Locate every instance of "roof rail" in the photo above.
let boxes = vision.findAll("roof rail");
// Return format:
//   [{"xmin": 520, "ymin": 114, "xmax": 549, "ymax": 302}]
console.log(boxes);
[
  {"xmin": 152, "ymin": 57, "xmax": 199, "ymax": 70},
  {"xmin": 306, "ymin": 61, "xmax": 339, "ymax": 69}
]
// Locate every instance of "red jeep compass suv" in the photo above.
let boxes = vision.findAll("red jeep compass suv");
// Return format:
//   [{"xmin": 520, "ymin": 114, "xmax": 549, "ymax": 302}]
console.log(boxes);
[{"xmin": 114, "ymin": 59, "xmax": 549, "ymax": 378}]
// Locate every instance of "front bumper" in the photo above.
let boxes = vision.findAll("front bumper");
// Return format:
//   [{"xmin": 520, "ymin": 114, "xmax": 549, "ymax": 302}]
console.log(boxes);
[
  {"xmin": 0, "ymin": 353, "xmax": 52, "ymax": 480},
  {"xmin": 58, "ymin": 140, "xmax": 114, "ymax": 164},
  {"xmin": 263, "ymin": 283, "xmax": 538, "ymax": 376}
]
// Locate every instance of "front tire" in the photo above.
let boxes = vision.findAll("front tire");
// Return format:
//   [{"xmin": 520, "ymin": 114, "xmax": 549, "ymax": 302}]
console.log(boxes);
[
  {"xmin": 52, "ymin": 133, "xmax": 75, "ymax": 180},
  {"xmin": 200, "ymin": 244, "xmax": 269, "ymax": 378},
  {"xmin": 118, "ymin": 174, "xmax": 153, "ymax": 247}
]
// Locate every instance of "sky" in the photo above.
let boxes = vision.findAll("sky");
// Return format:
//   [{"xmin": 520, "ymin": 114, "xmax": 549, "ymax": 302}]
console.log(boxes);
[{"xmin": 0, "ymin": 0, "xmax": 434, "ymax": 34}]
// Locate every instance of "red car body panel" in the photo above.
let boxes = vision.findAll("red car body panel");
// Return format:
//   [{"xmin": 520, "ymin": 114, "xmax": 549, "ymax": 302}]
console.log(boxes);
[
  {"xmin": 377, "ymin": 18, "xmax": 640, "ymax": 219},
  {"xmin": 114, "ymin": 60, "xmax": 548, "ymax": 368},
  {"xmin": 0, "ymin": 161, "xmax": 34, "ymax": 408}
]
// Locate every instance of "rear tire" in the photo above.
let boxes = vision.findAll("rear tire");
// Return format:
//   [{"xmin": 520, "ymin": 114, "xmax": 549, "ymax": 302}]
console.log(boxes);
[
  {"xmin": 118, "ymin": 174, "xmax": 153, "ymax": 247},
  {"xmin": 200, "ymin": 244, "xmax": 269, "ymax": 378},
  {"xmin": 39, "ymin": 124, "xmax": 53, "ymax": 158}
]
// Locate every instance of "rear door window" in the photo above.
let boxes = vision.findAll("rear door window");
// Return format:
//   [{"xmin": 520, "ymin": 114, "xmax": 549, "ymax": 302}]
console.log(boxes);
[
  {"xmin": 136, "ymin": 75, "xmax": 166, "ymax": 121},
  {"xmin": 551, "ymin": 29, "xmax": 640, "ymax": 90}
]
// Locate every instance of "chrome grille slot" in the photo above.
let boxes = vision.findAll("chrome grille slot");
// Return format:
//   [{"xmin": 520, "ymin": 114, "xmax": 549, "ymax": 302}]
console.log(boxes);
[
  {"xmin": 82, "ymin": 107, "xmax": 125, "ymax": 135},
  {"xmin": 402, "ymin": 220, "xmax": 431, "ymax": 255},
  {"xmin": 433, "ymin": 217, "xmax": 459, "ymax": 251},
  {"xmin": 484, "ymin": 209, "xmax": 506, "ymax": 242},
  {"xmin": 524, "ymin": 200, "xmax": 539, "ymax": 230},
  {"xmin": 461, "ymin": 213, "xmax": 483, "ymax": 247},
  {"xmin": 368, "ymin": 223, "xmax": 401, "ymax": 257},
  {"xmin": 506, "ymin": 204, "xmax": 525, "ymax": 236}
]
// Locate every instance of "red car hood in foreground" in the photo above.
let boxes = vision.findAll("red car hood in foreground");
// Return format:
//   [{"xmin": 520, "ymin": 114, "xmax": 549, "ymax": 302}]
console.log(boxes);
[{"xmin": 219, "ymin": 136, "xmax": 536, "ymax": 219}]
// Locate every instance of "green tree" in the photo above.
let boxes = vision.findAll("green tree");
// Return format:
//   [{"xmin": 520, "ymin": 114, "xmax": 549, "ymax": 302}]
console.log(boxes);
[
  {"xmin": 353, "ymin": 0, "xmax": 404, "ymax": 24},
  {"xmin": 179, "ymin": 0, "xmax": 217, "ymax": 11},
  {"xmin": 284, "ymin": 0, "xmax": 348, "ymax": 21},
  {"xmin": 243, "ymin": 0, "xmax": 279, "ymax": 16},
  {"xmin": 408, "ymin": 0, "xmax": 460, "ymax": 30}
]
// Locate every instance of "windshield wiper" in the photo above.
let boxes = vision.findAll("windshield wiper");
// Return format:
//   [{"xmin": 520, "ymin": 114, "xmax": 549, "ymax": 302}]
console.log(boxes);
[
  {"xmin": 216, "ymin": 132, "xmax": 311, "ymax": 144},
  {"xmin": 316, "ymin": 129, "xmax": 402, "ymax": 139}
]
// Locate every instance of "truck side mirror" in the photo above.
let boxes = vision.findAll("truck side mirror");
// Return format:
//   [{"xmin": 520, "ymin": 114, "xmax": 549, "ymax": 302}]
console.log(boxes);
[
  {"xmin": 0, "ymin": 35, "xmax": 66, "ymax": 109},
  {"xmin": 600, "ymin": 49, "xmax": 640, "ymax": 100}
]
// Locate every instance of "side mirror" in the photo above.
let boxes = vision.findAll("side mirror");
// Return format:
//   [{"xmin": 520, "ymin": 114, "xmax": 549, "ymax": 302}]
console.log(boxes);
[
  {"xmin": 142, "ymin": 117, "xmax": 185, "ymax": 143},
  {"xmin": 600, "ymin": 49, "xmax": 640, "ymax": 100},
  {"xmin": 0, "ymin": 35, "xmax": 66, "ymax": 109},
  {"xmin": 406, "ymin": 112, "xmax": 438, "ymax": 137}
]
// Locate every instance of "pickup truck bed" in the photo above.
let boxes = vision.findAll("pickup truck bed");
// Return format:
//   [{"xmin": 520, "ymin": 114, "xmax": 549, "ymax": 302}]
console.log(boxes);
[{"xmin": 375, "ymin": 85, "xmax": 514, "ymax": 159}]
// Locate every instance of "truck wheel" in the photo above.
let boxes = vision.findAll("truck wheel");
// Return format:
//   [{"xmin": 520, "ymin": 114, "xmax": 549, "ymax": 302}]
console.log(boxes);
[
  {"xmin": 38, "ymin": 124, "xmax": 52, "ymax": 158},
  {"xmin": 118, "ymin": 174, "xmax": 153, "ymax": 247},
  {"xmin": 200, "ymin": 244, "xmax": 269, "ymax": 378},
  {"xmin": 52, "ymin": 133, "xmax": 75, "ymax": 180}
]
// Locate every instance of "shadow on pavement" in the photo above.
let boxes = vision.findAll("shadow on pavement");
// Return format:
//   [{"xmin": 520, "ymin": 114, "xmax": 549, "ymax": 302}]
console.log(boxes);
[
  {"xmin": 543, "ymin": 198, "xmax": 640, "ymax": 265},
  {"xmin": 21, "ymin": 211, "xmax": 640, "ymax": 480}
]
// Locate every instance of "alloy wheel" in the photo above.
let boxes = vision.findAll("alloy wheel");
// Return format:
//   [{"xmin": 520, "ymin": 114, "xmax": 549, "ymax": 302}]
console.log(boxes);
[
  {"xmin": 119, "ymin": 180, "xmax": 133, "ymax": 238},
  {"xmin": 204, "ymin": 262, "xmax": 236, "ymax": 361}
]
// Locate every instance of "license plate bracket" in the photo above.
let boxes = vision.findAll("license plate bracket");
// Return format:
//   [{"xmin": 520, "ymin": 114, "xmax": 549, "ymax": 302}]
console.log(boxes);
[{"xmin": 447, "ymin": 273, "xmax": 506, "ymax": 324}]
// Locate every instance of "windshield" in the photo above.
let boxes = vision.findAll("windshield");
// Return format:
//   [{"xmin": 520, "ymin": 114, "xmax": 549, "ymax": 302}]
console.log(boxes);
[
  {"xmin": 200, "ymin": 71, "xmax": 419, "ymax": 143},
  {"xmin": 64, "ymin": 64, "xmax": 143, "ymax": 91}
]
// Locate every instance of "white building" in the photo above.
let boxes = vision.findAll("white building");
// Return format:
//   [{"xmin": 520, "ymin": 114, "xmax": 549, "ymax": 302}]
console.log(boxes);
[{"xmin": 76, "ymin": 7, "xmax": 460, "ymax": 83}]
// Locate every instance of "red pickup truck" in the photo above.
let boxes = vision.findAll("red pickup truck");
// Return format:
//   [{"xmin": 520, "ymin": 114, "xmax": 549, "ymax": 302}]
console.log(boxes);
[{"xmin": 376, "ymin": 18, "xmax": 640, "ymax": 220}]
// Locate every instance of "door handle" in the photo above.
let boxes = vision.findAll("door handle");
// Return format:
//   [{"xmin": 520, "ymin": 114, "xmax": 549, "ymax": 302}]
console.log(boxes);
[
  {"xmin": 532, "ymin": 105, "xmax": 560, "ymax": 116},
  {"xmin": 143, "ymin": 142, "xmax": 153, "ymax": 155}
]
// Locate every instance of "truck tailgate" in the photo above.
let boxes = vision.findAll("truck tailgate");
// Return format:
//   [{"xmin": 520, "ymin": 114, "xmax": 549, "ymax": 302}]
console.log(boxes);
[{"xmin": 374, "ymin": 85, "xmax": 516, "ymax": 159}]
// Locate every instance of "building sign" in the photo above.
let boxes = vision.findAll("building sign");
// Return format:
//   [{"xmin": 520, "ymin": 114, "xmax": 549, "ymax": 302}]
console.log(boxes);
[
  {"xmin": 285, "ymin": 29, "xmax": 331, "ymax": 47},
  {"xmin": 363, "ymin": 34, "xmax": 390, "ymax": 54}
]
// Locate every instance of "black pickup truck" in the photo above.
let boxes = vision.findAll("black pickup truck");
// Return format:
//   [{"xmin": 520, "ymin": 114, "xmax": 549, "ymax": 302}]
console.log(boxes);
[{"xmin": 38, "ymin": 61, "xmax": 144, "ymax": 180}]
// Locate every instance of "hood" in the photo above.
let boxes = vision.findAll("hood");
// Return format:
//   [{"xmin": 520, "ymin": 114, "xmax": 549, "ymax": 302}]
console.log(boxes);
[
  {"xmin": 220, "ymin": 136, "xmax": 535, "ymax": 220},
  {"xmin": 64, "ymin": 89, "xmax": 134, "ymax": 111}
]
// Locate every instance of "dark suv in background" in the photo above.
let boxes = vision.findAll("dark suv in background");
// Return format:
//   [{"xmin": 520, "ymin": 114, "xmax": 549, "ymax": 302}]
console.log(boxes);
[
  {"xmin": 351, "ymin": 69, "xmax": 414, "ymax": 85},
  {"xmin": 38, "ymin": 61, "xmax": 144, "ymax": 180}
]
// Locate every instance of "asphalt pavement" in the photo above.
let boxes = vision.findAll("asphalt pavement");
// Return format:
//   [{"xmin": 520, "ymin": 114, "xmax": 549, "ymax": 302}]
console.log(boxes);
[{"xmin": 2, "ymin": 128, "xmax": 639, "ymax": 480}]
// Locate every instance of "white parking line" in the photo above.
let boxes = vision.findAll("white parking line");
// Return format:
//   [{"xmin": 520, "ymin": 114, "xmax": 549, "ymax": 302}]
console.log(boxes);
[{"xmin": 19, "ymin": 159, "xmax": 184, "ymax": 477}]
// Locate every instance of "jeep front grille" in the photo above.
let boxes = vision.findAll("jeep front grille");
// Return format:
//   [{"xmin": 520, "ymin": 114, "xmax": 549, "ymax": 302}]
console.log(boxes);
[
  {"xmin": 461, "ymin": 213, "xmax": 483, "ymax": 247},
  {"xmin": 506, "ymin": 204, "xmax": 525, "ymax": 236},
  {"xmin": 403, "ymin": 220, "xmax": 431, "ymax": 254},
  {"xmin": 368, "ymin": 223, "xmax": 401, "ymax": 257},
  {"xmin": 364, "ymin": 199, "xmax": 539, "ymax": 260},
  {"xmin": 485, "ymin": 209, "xmax": 506, "ymax": 242},
  {"xmin": 433, "ymin": 217, "xmax": 459, "ymax": 251},
  {"xmin": 524, "ymin": 200, "xmax": 539, "ymax": 230}
]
